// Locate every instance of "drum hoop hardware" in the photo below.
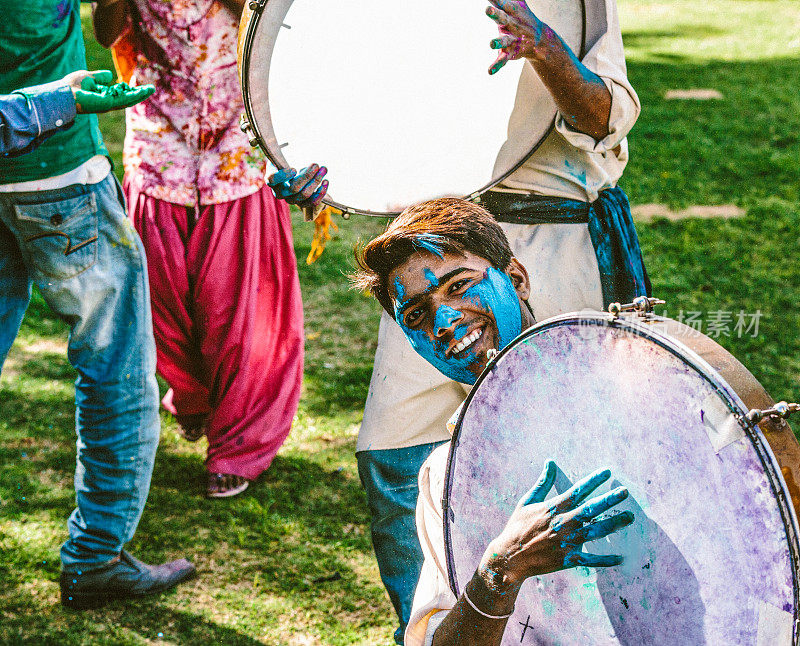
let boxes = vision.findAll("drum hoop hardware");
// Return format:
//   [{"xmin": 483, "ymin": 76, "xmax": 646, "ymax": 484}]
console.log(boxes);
[
  {"xmin": 608, "ymin": 296, "xmax": 666, "ymax": 319},
  {"xmin": 442, "ymin": 313, "xmax": 800, "ymax": 642},
  {"xmin": 747, "ymin": 402, "xmax": 800, "ymax": 425}
]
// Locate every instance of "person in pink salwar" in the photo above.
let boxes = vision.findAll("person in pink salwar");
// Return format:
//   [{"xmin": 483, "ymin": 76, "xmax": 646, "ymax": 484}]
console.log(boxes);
[{"xmin": 93, "ymin": 0, "xmax": 327, "ymax": 497}]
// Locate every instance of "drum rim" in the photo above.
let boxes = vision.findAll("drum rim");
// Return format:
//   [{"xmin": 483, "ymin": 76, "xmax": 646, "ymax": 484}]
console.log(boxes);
[
  {"xmin": 239, "ymin": 0, "xmax": 588, "ymax": 218},
  {"xmin": 442, "ymin": 312, "xmax": 800, "ymax": 641}
]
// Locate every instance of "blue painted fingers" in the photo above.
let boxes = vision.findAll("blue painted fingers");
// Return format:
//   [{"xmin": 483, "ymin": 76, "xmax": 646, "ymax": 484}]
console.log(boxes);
[
  {"xmin": 485, "ymin": 0, "xmax": 542, "ymax": 75},
  {"xmin": 565, "ymin": 552, "xmax": 625, "ymax": 567},
  {"xmin": 558, "ymin": 475, "xmax": 632, "ymax": 569},
  {"xmin": 573, "ymin": 486, "xmax": 630, "ymax": 522},
  {"xmin": 576, "ymin": 511, "xmax": 635, "ymax": 543},
  {"xmin": 551, "ymin": 468, "xmax": 613, "ymax": 514},
  {"xmin": 530, "ymin": 462, "xmax": 633, "ymax": 570},
  {"xmin": 267, "ymin": 164, "xmax": 329, "ymax": 207},
  {"xmin": 519, "ymin": 460, "xmax": 557, "ymax": 506}
]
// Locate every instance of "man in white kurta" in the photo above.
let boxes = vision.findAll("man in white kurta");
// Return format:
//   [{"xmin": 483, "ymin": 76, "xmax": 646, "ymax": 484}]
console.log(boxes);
[
  {"xmin": 356, "ymin": 1, "xmax": 648, "ymax": 641},
  {"xmin": 351, "ymin": 190, "xmax": 635, "ymax": 644}
]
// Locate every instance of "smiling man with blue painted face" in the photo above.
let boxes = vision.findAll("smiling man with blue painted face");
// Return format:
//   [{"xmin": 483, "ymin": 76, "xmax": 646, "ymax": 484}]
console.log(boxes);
[
  {"xmin": 389, "ymin": 247, "xmax": 531, "ymax": 386},
  {"xmin": 354, "ymin": 198, "xmax": 633, "ymax": 646}
]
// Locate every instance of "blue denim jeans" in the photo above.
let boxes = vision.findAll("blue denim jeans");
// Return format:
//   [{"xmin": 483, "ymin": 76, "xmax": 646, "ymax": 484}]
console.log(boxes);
[
  {"xmin": 0, "ymin": 172, "xmax": 160, "ymax": 572},
  {"xmin": 357, "ymin": 441, "xmax": 447, "ymax": 644}
]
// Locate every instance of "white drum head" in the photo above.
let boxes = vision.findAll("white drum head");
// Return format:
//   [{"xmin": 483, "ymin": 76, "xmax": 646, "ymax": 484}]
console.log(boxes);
[
  {"xmin": 445, "ymin": 314, "xmax": 799, "ymax": 644},
  {"xmin": 240, "ymin": 0, "xmax": 591, "ymax": 216}
]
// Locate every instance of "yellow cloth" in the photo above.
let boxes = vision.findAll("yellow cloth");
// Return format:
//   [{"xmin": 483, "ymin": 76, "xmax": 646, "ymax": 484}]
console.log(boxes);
[
  {"xmin": 306, "ymin": 206, "xmax": 339, "ymax": 264},
  {"xmin": 111, "ymin": 32, "xmax": 136, "ymax": 84}
]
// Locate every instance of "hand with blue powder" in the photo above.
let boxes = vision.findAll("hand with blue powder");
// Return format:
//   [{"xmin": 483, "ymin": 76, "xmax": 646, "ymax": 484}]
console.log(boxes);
[
  {"xmin": 429, "ymin": 461, "xmax": 633, "ymax": 644},
  {"xmin": 478, "ymin": 461, "xmax": 633, "ymax": 594},
  {"xmin": 483, "ymin": 0, "xmax": 613, "ymax": 140},
  {"xmin": 267, "ymin": 164, "xmax": 328, "ymax": 208}
]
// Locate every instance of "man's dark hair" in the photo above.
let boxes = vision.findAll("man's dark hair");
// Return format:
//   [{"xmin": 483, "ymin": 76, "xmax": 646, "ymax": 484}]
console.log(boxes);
[{"xmin": 352, "ymin": 198, "xmax": 513, "ymax": 315}]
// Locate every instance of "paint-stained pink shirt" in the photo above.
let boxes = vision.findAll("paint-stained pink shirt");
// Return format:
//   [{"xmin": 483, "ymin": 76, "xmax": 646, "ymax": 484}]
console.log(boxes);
[{"xmin": 123, "ymin": 0, "xmax": 267, "ymax": 207}]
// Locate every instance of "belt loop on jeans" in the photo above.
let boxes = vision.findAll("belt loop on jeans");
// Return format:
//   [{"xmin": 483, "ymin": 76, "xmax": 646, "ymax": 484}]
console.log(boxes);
[{"xmin": 479, "ymin": 191, "xmax": 592, "ymax": 225}]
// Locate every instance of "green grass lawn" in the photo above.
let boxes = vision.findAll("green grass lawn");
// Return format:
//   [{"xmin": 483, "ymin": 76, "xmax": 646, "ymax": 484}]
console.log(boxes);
[{"xmin": 2, "ymin": 1, "xmax": 800, "ymax": 643}]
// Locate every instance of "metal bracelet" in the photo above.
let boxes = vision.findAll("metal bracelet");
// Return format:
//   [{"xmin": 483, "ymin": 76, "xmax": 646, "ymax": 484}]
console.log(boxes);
[{"xmin": 463, "ymin": 588, "xmax": 514, "ymax": 620}]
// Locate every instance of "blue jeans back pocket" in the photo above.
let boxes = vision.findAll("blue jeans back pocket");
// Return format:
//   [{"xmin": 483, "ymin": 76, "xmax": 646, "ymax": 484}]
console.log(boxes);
[{"xmin": 13, "ymin": 192, "xmax": 99, "ymax": 280}]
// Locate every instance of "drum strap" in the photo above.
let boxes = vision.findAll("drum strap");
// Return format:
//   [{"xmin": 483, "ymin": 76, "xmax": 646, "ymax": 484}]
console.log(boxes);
[{"xmin": 482, "ymin": 187, "xmax": 652, "ymax": 307}]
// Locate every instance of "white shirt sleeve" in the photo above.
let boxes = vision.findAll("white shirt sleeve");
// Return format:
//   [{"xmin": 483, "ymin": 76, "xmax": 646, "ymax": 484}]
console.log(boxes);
[
  {"xmin": 554, "ymin": 0, "xmax": 641, "ymax": 153},
  {"xmin": 404, "ymin": 444, "xmax": 458, "ymax": 646}
]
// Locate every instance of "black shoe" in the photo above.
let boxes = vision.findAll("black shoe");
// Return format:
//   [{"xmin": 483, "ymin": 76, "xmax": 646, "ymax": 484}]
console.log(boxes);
[{"xmin": 60, "ymin": 550, "xmax": 196, "ymax": 610}]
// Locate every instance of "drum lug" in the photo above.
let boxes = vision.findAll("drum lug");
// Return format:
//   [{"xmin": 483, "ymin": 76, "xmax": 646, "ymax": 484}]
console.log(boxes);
[
  {"xmin": 239, "ymin": 116, "xmax": 260, "ymax": 149},
  {"xmin": 745, "ymin": 401, "xmax": 800, "ymax": 425},
  {"xmin": 248, "ymin": 0, "xmax": 265, "ymax": 10},
  {"xmin": 608, "ymin": 296, "xmax": 666, "ymax": 319}
]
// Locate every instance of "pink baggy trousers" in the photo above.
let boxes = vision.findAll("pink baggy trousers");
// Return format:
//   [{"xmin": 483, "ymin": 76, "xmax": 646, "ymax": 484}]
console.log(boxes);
[{"xmin": 125, "ymin": 180, "xmax": 303, "ymax": 480}]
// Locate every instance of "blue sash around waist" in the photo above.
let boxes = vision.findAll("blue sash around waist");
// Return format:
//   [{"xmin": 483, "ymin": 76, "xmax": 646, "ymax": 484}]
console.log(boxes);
[{"xmin": 480, "ymin": 186, "xmax": 651, "ymax": 307}]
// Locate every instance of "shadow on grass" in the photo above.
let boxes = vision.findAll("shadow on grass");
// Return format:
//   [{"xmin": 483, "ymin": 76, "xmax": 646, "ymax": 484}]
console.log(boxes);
[
  {"xmin": 0, "ymin": 380, "xmax": 375, "ymax": 643},
  {"xmin": 1, "ymin": 599, "xmax": 269, "ymax": 646},
  {"xmin": 623, "ymin": 25, "xmax": 726, "ymax": 49}
]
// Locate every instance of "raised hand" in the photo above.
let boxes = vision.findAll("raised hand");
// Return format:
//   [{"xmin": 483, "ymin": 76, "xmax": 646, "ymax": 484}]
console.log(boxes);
[
  {"xmin": 479, "ymin": 461, "xmax": 634, "ymax": 592},
  {"xmin": 64, "ymin": 70, "xmax": 155, "ymax": 114},
  {"xmin": 485, "ymin": 0, "xmax": 547, "ymax": 74},
  {"xmin": 267, "ymin": 164, "xmax": 328, "ymax": 208}
]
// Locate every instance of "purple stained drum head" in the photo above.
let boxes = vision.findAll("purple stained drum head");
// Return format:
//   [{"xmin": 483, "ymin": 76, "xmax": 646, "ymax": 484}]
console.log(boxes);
[{"xmin": 444, "ymin": 314, "xmax": 799, "ymax": 645}]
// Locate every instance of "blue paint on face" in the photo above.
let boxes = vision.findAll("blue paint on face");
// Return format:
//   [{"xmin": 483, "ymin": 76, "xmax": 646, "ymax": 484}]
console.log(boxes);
[
  {"xmin": 393, "ymin": 277, "xmax": 406, "ymax": 304},
  {"xmin": 464, "ymin": 268, "xmax": 523, "ymax": 351},
  {"xmin": 413, "ymin": 234, "xmax": 445, "ymax": 259},
  {"xmin": 423, "ymin": 268, "xmax": 439, "ymax": 287},
  {"xmin": 393, "ymin": 266, "xmax": 524, "ymax": 384},
  {"xmin": 402, "ymin": 313, "xmax": 478, "ymax": 384},
  {"xmin": 433, "ymin": 305, "xmax": 461, "ymax": 336}
]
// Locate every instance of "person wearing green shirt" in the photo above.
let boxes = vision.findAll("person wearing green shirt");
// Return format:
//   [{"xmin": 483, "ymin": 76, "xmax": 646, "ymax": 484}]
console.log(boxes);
[{"xmin": 0, "ymin": 0, "xmax": 194, "ymax": 610}]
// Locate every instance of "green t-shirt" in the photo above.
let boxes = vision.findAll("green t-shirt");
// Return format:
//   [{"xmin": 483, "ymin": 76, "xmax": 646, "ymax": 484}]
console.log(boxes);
[{"xmin": 0, "ymin": 0, "xmax": 108, "ymax": 182}]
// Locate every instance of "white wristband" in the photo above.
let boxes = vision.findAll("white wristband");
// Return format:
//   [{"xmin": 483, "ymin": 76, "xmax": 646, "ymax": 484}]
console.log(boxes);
[{"xmin": 463, "ymin": 588, "xmax": 514, "ymax": 620}]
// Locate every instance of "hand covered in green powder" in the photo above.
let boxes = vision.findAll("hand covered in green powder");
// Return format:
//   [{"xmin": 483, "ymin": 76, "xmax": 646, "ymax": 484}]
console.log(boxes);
[{"xmin": 62, "ymin": 70, "xmax": 155, "ymax": 114}]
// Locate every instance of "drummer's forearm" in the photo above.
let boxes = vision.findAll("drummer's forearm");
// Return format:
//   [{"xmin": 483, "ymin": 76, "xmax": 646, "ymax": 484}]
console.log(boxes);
[
  {"xmin": 431, "ymin": 571, "xmax": 520, "ymax": 646},
  {"xmin": 92, "ymin": 0, "xmax": 130, "ymax": 49},
  {"xmin": 527, "ymin": 25, "xmax": 611, "ymax": 141},
  {"xmin": 219, "ymin": 0, "xmax": 244, "ymax": 19}
]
